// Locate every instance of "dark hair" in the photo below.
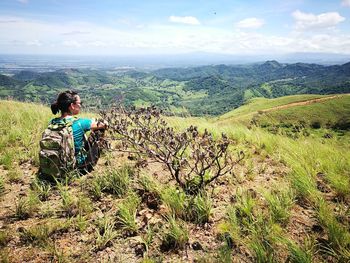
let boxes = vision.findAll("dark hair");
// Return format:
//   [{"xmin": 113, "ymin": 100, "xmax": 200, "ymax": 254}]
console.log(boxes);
[{"xmin": 51, "ymin": 90, "xmax": 78, "ymax": 115}]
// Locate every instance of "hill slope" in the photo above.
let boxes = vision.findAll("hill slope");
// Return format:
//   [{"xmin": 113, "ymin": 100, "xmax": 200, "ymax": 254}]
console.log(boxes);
[
  {"xmin": 0, "ymin": 100, "xmax": 349, "ymax": 262},
  {"xmin": 218, "ymin": 94, "xmax": 350, "ymax": 128}
]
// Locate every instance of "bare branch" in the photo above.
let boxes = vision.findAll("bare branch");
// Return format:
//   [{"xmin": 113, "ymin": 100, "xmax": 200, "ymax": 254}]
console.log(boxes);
[{"xmin": 102, "ymin": 106, "xmax": 243, "ymax": 194}]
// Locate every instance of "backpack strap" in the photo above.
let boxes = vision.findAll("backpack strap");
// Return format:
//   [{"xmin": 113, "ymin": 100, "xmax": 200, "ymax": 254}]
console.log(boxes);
[{"xmin": 48, "ymin": 116, "xmax": 78, "ymax": 130}]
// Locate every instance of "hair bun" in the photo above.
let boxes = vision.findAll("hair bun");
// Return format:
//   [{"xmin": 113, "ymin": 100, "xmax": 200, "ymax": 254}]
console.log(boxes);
[{"xmin": 50, "ymin": 101, "xmax": 59, "ymax": 115}]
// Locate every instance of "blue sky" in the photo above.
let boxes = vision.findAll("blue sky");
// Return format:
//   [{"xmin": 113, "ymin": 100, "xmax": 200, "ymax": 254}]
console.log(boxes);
[{"xmin": 1, "ymin": 0, "xmax": 350, "ymax": 55}]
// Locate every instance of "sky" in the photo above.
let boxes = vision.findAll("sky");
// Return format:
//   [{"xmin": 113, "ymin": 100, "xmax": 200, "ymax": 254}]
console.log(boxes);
[{"xmin": 1, "ymin": 0, "xmax": 350, "ymax": 56}]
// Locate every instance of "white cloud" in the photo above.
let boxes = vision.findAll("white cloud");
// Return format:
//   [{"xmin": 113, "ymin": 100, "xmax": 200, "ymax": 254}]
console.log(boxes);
[
  {"xmin": 0, "ymin": 19, "xmax": 19, "ymax": 23},
  {"xmin": 341, "ymin": 0, "xmax": 350, "ymax": 7},
  {"xmin": 62, "ymin": 40, "xmax": 82, "ymax": 47},
  {"xmin": 61, "ymin": 31, "xmax": 90, "ymax": 36},
  {"xmin": 292, "ymin": 10, "xmax": 345, "ymax": 30},
  {"xmin": 1, "ymin": 15, "xmax": 350, "ymax": 55},
  {"xmin": 236, "ymin": 17, "xmax": 265, "ymax": 29},
  {"xmin": 26, "ymin": 40, "xmax": 42, "ymax": 46},
  {"xmin": 169, "ymin": 16, "xmax": 200, "ymax": 25},
  {"xmin": 87, "ymin": 41, "xmax": 107, "ymax": 47}
]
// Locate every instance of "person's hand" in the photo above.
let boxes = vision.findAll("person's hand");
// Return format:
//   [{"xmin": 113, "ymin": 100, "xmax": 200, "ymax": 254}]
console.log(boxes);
[{"xmin": 101, "ymin": 120, "xmax": 109, "ymax": 130}]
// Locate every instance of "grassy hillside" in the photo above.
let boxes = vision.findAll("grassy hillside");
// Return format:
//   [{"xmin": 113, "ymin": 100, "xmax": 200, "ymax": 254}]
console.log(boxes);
[
  {"xmin": 0, "ymin": 100, "xmax": 51, "ymax": 170},
  {"xmin": 255, "ymin": 95, "xmax": 350, "ymax": 129},
  {"xmin": 220, "ymin": 94, "xmax": 327, "ymax": 120},
  {"xmin": 218, "ymin": 94, "xmax": 350, "ymax": 127},
  {"xmin": 0, "ymin": 99, "xmax": 349, "ymax": 262}
]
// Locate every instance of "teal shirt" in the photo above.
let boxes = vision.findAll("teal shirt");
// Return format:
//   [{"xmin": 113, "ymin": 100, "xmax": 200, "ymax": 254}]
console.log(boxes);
[{"xmin": 50, "ymin": 117, "xmax": 92, "ymax": 164}]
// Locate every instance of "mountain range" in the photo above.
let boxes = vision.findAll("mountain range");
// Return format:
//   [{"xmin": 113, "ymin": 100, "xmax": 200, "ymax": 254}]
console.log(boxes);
[{"xmin": 0, "ymin": 60, "xmax": 349, "ymax": 115}]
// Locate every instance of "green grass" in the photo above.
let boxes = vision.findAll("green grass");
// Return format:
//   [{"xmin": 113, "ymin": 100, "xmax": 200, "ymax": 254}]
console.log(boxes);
[
  {"xmin": 219, "ymin": 94, "xmax": 329, "ymax": 122},
  {"xmin": 317, "ymin": 200, "xmax": 350, "ymax": 250},
  {"xmin": 0, "ymin": 230, "xmax": 10, "ymax": 247},
  {"xmin": 95, "ymin": 216, "xmax": 118, "ymax": 250},
  {"xmin": 263, "ymin": 184, "xmax": 295, "ymax": 225},
  {"xmin": 15, "ymin": 192, "xmax": 40, "ymax": 220},
  {"xmin": 19, "ymin": 220, "xmax": 70, "ymax": 248},
  {"xmin": 187, "ymin": 192, "xmax": 213, "ymax": 224},
  {"xmin": 217, "ymin": 205, "xmax": 241, "ymax": 248},
  {"xmin": 58, "ymin": 183, "xmax": 92, "ymax": 217},
  {"xmin": 0, "ymin": 176, "xmax": 4, "ymax": 195},
  {"xmin": 19, "ymin": 224, "xmax": 52, "ymax": 247},
  {"xmin": 161, "ymin": 186, "xmax": 187, "ymax": 219},
  {"xmin": 88, "ymin": 175, "xmax": 104, "ymax": 200},
  {"xmin": 100, "ymin": 165, "xmax": 133, "ymax": 197},
  {"xmin": 235, "ymin": 188, "xmax": 257, "ymax": 224},
  {"xmin": 0, "ymin": 99, "xmax": 98, "ymax": 170},
  {"xmin": 31, "ymin": 178, "xmax": 51, "ymax": 201},
  {"xmin": 168, "ymin": 99, "xmax": 350, "ymax": 261},
  {"xmin": 116, "ymin": 192, "xmax": 140, "ymax": 235},
  {"xmin": 286, "ymin": 237, "xmax": 315, "ymax": 263},
  {"xmin": 161, "ymin": 216, "xmax": 189, "ymax": 251},
  {"xmin": 2, "ymin": 97, "xmax": 350, "ymax": 262},
  {"xmin": 0, "ymin": 100, "xmax": 52, "ymax": 168},
  {"xmin": 256, "ymin": 95, "xmax": 350, "ymax": 129},
  {"xmin": 247, "ymin": 215, "xmax": 284, "ymax": 263}
]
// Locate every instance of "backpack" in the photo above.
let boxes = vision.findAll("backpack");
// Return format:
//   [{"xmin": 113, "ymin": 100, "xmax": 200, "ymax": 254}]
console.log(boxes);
[{"xmin": 39, "ymin": 117, "xmax": 77, "ymax": 178}]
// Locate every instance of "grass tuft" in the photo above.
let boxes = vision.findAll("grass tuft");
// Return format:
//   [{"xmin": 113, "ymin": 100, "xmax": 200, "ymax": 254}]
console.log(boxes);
[
  {"xmin": 97, "ymin": 165, "xmax": 133, "ymax": 197},
  {"xmin": 0, "ymin": 176, "xmax": 4, "ymax": 195},
  {"xmin": 160, "ymin": 216, "xmax": 189, "ymax": 251},
  {"xmin": 235, "ymin": 188, "xmax": 256, "ymax": 224},
  {"xmin": 263, "ymin": 185, "xmax": 295, "ymax": 225},
  {"xmin": 217, "ymin": 205, "xmax": 241, "ymax": 248},
  {"xmin": 317, "ymin": 199, "xmax": 350, "ymax": 251},
  {"xmin": 286, "ymin": 237, "xmax": 315, "ymax": 263},
  {"xmin": 95, "ymin": 216, "xmax": 118, "ymax": 251},
  {"xmin": 0, "ymin": 230, "xmax": 10, "ymax": 247},
  {"xmin": 116, "ymin": 192, "xmax": 140, "ymax": 235},
  {"xmin": 15, "ymin": 192, "xmax": 40, "ymax": 220},
  {"xmin": 31, "ymin": 178, "xmax": 51, "ymax": 201},
  {"xmin": 161, "ymin": 186, "xmax": 187, "ymax": 219},
  {"xmin": 88, "ymin": 175, "xmax": 104, "ymax": 200},
  {"xmin": 19, "ymin": 223, "xmax": 56, "ymax": 247},
  {"xmin": 187, "ymin": 192, "xmax": 212, "ymax": 224}
]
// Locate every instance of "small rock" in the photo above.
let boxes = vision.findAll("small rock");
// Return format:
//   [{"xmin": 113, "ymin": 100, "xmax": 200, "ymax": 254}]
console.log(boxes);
[
  {"xmin": 230, "ymin": 195, "xmax": 237, "ymax": 203},
  {"xmin": 134, "ymin": 243, "xmax": 146, "ymax": 257},
  {"xmin": 138, "ymin": 209, "xmax": 148, "ymax": 216},
  {"xmin": 145, "ymin": 212, "xmax": 152, "ymax": 220},
  {"xmin": 192, "ymin": 241, "xmax": 203, "ymax": 251},
  {"xmin": 247, "ymin": 188, "xmax": 257, "ymax": 198},
  {"xmin": 148, "ymin": 217, "xmax": 162, "ymax": 225},
  {"xmin": 311, "ymin": 224, "xmax": 323, "ymax": 233},
  {"xmin": 80, "ymin": 234, "xmax": 89, "ymax": 242}
]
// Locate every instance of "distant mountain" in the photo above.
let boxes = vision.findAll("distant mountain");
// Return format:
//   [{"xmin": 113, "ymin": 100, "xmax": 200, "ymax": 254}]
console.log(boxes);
[
  {"xmin": 13, "ymin": 70, "xmax": 41, "ymax": 81},
  {"xmin": 1, "ymin": 60, "xmax": 350, "ymax": 115},
  {"xmin": 0, "ymin": 74, "xmax": 22, "ymax": 87}
]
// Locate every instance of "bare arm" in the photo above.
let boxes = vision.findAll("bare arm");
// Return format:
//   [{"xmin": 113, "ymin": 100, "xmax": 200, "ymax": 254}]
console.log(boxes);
[{"xmin": 90, "ymin": 120, "xmax": 108, "ymax": 131}]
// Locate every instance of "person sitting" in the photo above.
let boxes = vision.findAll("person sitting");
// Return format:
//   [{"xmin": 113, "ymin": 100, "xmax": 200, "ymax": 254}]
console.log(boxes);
[{"xmin": 49, "ymin": 90, "xmax": 107, "ymax": 174}]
